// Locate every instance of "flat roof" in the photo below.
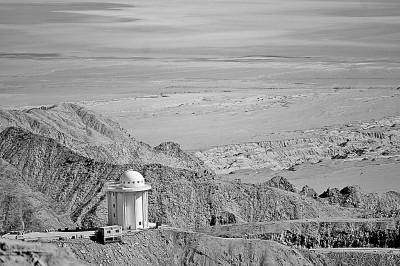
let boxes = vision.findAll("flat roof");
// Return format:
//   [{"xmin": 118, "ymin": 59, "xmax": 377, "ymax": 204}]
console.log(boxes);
[{"xmin": 100, "ymin": 225, "xmax": 122, "ymax": 229}]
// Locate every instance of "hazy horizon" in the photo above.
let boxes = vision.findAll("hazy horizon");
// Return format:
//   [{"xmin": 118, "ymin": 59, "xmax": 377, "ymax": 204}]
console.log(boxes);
[{"xmin": 1, "ymin": 0, "xmax": 399, "ymax": 106}]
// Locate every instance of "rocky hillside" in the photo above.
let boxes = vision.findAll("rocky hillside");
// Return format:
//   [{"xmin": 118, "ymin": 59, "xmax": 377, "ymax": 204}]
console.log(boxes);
[
  {"xmin": 0, "ymin": 103, "xmax": 398, "ymax": 233},
  {"xmin": 0, "ymin": 126, "xmax": 126, "ymax": 230},
  {"xmin": 6, "ymin": 227, "xmax": 400, "ymax": 266},
  {"xmin": 0, "ymin": 126, "xmax": 354, "ymax": 231},
  {"xmin": 1, "ymin": 103, "xmax": 400, "ymax": 265},
  {"xmin": 145, "ymin": 168, "xmax": 356, "ymax": 228},
  {"xmin": 195, "ymin": 116, "xmax": 400, "ymax": 173},
  {"xmin": 0, "ymin": 158, "xmax": 73, "ymax": 232},
  {"xmin": 60, "ymin": 228, "xmax": 317, "ymax": 266}
]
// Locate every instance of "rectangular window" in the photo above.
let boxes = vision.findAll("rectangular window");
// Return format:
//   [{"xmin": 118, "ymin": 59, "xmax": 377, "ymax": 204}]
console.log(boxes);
[
  {"xmin": 112, "ymin": 192, "xmax": 115, "ymax": 196},
  {"xmin": 116, "ymin": 230, "xmax": 119, "ymax": 233},
  {"xmin": 113, "ymin": 213, "xmax": 115, "ymax": 217},
  {"xmin": 139, "ymin": 221, "xmax": 141, "ymax": 225},
  {"xmin": 113, "ymin": 204, "xmax": 115, "ymax": 208}
]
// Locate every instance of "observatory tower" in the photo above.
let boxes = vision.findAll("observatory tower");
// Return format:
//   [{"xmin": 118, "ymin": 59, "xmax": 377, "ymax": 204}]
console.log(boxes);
[{"xmin": 106, "ymin": 170, "xmax": 151, "ymax": 230}]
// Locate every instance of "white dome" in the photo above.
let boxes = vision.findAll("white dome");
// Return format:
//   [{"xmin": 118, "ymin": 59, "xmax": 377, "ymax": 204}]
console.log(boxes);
[{"xmin": 120, "ymin": 170, "xmax": 145, "ymax": 188}]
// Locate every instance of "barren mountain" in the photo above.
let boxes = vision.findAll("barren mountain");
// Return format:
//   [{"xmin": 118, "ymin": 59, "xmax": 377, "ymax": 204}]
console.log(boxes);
[
  {"xmin": 0, "ymin": 104, "xmax": 368, "ymax": 232},
  {"xmin": 0, "ymin": 103, "xmax": 206, "ymax": 171},
  {"xmin": 1, "ymin": 103, "xmax": 399, "ymax": 266},
  {"xmin": 0, "ymin": 126, "xmax": 355, "ymax": 232}
]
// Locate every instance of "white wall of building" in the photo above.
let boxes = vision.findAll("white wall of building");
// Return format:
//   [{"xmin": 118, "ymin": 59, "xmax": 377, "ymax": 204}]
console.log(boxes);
[
  {"xmin": 143, "ymin": 191, "xmax": 149, "ymax": 228},
  {"xmin": 108, "ymin": 191, "xmax": 118, "ymax": 226},
  {"xmin": 135, "ymin": 193, "xmax": 143, "ymax": 229},
  {"xmin": 108, "ymin": 190, "xmax": 150, "ymax": 230},
  {"xmin": 116, "ymin": 192, "xmax": 125, "ymax": 228}
]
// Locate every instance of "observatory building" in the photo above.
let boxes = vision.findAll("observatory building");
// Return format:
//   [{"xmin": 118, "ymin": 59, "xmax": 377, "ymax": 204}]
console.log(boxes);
[{"xmin": 105, "ymin": 170, "xmax": 152, "ymax": 230}]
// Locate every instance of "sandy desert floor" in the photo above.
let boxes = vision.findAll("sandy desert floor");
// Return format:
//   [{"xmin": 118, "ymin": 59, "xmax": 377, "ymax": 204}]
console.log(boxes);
[
  {"xmin": 0, "ymin": 0, "xmax": 399, "ymax": 193},
  {"xmin": 83, "ymin": 87, "xmax": 400, "ymax": 150}
]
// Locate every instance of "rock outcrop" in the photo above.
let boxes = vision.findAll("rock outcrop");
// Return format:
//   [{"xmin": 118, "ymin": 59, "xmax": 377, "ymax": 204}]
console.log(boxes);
[
  {"xmin": 319, "ymin": 185, "xmax": 400, "ymax": 211},
  {"xmin": 264, "ymin": 175, "xmax": 299, "ymax": 193},
  {"xmin": 300, "ymin": 185, "xmax": 318, "ymax": 198}
]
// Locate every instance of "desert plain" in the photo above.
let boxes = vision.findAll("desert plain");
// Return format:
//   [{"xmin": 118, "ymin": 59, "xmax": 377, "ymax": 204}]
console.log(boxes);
[{"xmin": 1, "ymin": 0, "xmax": 400, "ymax": 193}]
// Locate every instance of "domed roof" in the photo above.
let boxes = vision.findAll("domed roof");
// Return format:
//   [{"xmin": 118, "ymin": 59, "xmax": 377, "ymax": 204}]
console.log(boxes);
[{"xmin": 120, "ymin": 170, "xmax": 145, "ymax": 188}]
